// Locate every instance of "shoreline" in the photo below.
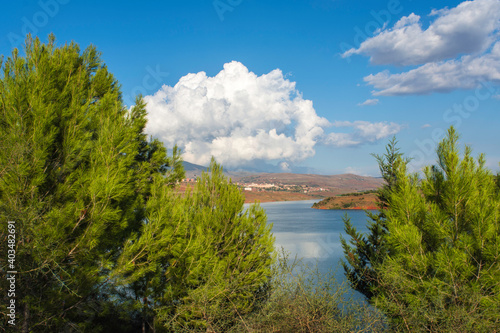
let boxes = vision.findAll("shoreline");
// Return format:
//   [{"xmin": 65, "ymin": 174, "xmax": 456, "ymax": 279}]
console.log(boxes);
[
  {"xmin": 313, "ymin": 205, "xmax": 379, "ymax": 210},
  {"xmin": 242, "ymin": 192, "xmax": 326, "ymax": 204}
]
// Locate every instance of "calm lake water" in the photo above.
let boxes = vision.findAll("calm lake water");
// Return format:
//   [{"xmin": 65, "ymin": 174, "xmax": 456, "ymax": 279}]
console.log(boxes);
[{"xmin": 246, "ymin": 199, "xmax": 376, "ymax": 300}]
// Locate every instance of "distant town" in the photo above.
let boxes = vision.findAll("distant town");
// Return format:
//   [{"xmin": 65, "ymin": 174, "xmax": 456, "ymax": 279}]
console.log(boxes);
[
  {"xmin": 182, "ymin": 177, "xmax": 328, "ymax": 193},
  {"xmin": 180, "ymin": 170, "xmax": 384, "ymax": 203}
]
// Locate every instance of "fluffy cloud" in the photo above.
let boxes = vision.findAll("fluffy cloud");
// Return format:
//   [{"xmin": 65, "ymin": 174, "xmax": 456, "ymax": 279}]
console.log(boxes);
[
  {"xmin": 145, "ymin": 61, "xmax": 328, "ymax": 167},
  {"xmin": 357, "ymin": 98, "xmax": 379, "ymax": 106},
  {"xmin": 343, "ymin": 0, "xmax": 500, "ymax": 66},
  {"xmin": 365, "ymin": 42, "xmax": 500, "ymax": 95},
  {"xmin": 344, "ymin": 0, "xmax": 500, "ymax": 96},
  {"xmin": 279, "ymin": 161, "xmax": 292, "ymax": 172},
  {"xmin": 324, "ymin": 121, "xmax": 403, "ymax": 147},
  {"xmin": 144, "ymin": 62, "xmax": 403, "ymax": 167}
]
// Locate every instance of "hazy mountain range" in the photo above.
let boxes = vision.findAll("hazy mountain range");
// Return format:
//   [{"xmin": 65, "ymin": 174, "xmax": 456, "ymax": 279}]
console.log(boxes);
[{"xmin": 182, "ymin": 162, "xmax": 383, "ymax": 194}]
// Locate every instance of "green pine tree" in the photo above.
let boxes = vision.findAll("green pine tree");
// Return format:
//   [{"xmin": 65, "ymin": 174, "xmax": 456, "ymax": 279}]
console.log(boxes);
[
  {"xmin": 113, "ymin": 158, "xmax": 275, "ymax": 332},
  {"xmin": 495, "ymin": 171, "xmax": 500, "ymax": 191},
  {"xmin": 341, "ymin": 137, "xmax": 409, "ymax": 299},
  {"xmin": 0, "ymin": 35, "xmax": 183, "ymax": 332},
  {"xmin": 344, "ymin": 127, "xmax": 500, "ymax": 332}
]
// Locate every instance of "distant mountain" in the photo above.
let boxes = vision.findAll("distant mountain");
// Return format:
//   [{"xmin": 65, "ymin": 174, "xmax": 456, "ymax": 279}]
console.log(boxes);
[
  {"xmin": 182, "ymin": 161, "xmax": 261, "ymax": 179},
  {"xmin": 231, "ymin": 172, "xmax": 384, "ymax": 195},
  {"xmin": 182, "ymin": 161, "xmax": 207, "ymax": 178},
  {"xmin": 183, "ymin": 160, "xmax": 320, "ymax": 176},
  {"xmin": 181, "ymin": 162, "xmax": 384, "ymax": 196},
  {"xmin": 183, "ymin": 161, "xmax": 207, "ymax": 171}
]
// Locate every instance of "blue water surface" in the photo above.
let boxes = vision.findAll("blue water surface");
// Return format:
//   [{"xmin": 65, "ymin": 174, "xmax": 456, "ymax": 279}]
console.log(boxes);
[{"xmin": 246, "ymin": 199, "xmax": 376, "ymax": 300}]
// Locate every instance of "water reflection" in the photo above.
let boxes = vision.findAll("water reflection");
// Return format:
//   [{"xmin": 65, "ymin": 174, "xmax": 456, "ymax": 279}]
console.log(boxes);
[
  {"xmin": 273, "ymin": 232, "xmax": 342, "ymax": 260},
  {"xmin": 245, "ymin": 200, "xmax": 375, "ymax": 299}
]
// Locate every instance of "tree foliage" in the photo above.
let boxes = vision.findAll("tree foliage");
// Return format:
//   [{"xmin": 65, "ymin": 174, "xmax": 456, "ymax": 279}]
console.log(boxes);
[
  {"xmin": 343, "ymin": 127, "xmax": 500, "ymax": 331},
  {"xmin": 113, "ymin": 158, "xmax": 275, "ymax": 332},
  {"xmin": 0, "ymin": 35, "xmax": 275, "ymax": 332},
  {"xmin": 341, "ymin": 137, "xmax": 409, "ymax": 299},
  {"xmin": 0, "ymin": 35, "xmax": 183, "ymax": 331}
]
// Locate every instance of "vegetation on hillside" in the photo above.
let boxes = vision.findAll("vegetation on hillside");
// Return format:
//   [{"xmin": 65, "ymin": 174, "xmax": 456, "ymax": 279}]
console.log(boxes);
[
  {"xmin": 312, "ymin": 191, "xmax": 379, "ymax": 210},
  {"xmin": 337, "ymin": 190, "xmax": 378, "ymax": 197}
]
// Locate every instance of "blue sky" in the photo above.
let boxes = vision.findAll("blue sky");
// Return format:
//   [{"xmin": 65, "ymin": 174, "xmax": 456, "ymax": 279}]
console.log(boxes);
[{"xmin": 1, "ymin": 0, "xmax": 499, "ymax": 175}]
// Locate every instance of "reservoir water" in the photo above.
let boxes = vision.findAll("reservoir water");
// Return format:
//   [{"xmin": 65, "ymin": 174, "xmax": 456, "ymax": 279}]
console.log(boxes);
[{"xmin": 247, "ymin": 199, "xmax": 376, "ymax": 300}]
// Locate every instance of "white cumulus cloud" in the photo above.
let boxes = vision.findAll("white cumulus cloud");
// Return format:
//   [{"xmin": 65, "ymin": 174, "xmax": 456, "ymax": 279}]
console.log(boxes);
[
  {"xmin": 345, "ymin": 0, "xmax": 500, "ymax": 96},
  {"xmin": 324, "ymin": 121, "xmax": 403, "ymax": 147},
  {"xmin": 279, "ymin": 161, "xmax": 291, "ymax": 172},
  {"xmin": 365, "ymin": 42, "xmax": 500, "ymax": 95},
  {"xmin": 144, "ymin": 61, "xmax": 329, "ymax": 167},
  {"xmin": 144, "ymin": 62, "xmax": 403, "ymax": 168},
  {"xmin": 343, "ymin": 0, "xmax": 500, "ymax": 66}
]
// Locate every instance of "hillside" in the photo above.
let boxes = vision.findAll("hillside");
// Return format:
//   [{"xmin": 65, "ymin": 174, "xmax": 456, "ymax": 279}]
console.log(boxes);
[
  {"xmin": 234, "ymin": 173, "xmax": 383, "ymax": 203},
  {"xmin": 180, "ymin": 162, "xmax": 384, "ymax": 203},
  {"xmin": 183, "ymin": 161, "xmax": 207, "ymax": 179},
  {"xmin": 312, "ymin": 192, "xmax": 379, "ymax": 210},
  {"xmin": 233, "ymin": 173, "xmax": 383, "ymax": 193}
]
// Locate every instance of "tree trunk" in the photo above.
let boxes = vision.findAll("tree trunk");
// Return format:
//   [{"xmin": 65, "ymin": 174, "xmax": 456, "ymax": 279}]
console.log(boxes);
[{"xmin": 22, "ymin": 302, "xmax": 29, "ymax": 333}]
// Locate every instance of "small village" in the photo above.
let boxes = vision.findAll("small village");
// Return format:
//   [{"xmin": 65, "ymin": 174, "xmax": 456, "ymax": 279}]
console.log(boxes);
[
  {"xmin": 181, "ymin": 177, "xmax": 328, "ymax": 194},
  {"xmin": 238, "ymin": 182, "xmax": 328, "ymax": 194}
]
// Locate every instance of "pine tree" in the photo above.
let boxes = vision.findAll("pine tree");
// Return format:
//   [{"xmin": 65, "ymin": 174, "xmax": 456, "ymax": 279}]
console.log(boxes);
[
  {"xmin": 345, "ymin": 127, "xmax": 500, "ymax": 331},
  {"xmin": 495, "ymin": 171, "xmax": 500, "ymax": 191},
  {"xmin": 113, "ymin": 158, "xmax": 275, "ymax": 332},
  {"xmin": 0, "ymin": 35, "xmax": 183, "ymax": 331},
  {"xmin": 341, "ymin": 137, "xmax": 409, "ymax": 299}
]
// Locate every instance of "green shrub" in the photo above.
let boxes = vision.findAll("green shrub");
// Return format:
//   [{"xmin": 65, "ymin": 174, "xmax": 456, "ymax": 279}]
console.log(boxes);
[{"xmin": 231, "ymin": 250, "xmax": 387, "ymax": 332}]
